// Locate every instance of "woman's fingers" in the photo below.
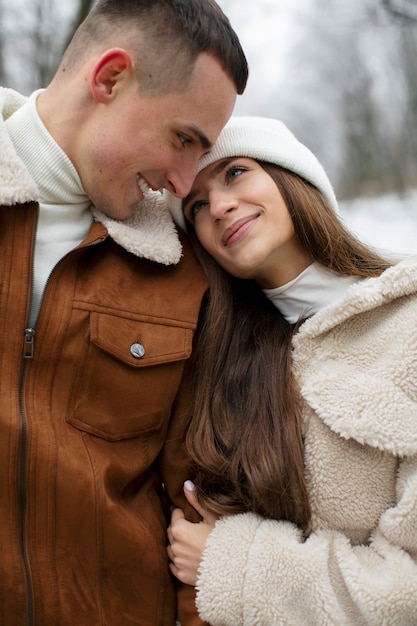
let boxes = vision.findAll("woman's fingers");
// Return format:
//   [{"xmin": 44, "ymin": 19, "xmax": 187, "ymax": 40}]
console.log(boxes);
[{"xmin": 183, "ymin": 480, "xmax": 219, "ymax": 525}]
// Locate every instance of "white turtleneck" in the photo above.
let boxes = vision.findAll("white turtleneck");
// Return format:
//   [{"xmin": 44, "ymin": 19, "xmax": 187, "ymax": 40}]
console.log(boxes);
[
  {"xmin": 5, "ymin": 89, "xmax": 93, "ymax": 326},
  {"xmin": 263, "ymin": 262, "xmax": 362, "ymax": 323}
]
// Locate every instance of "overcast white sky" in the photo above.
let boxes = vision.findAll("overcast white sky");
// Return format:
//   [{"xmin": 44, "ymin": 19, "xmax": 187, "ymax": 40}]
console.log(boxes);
[
  {"xmin": 217, "ymin": 0, "xmax": 303, "ymax": 115},
  {"xmin": 215, "ymin": 1, "xmax": 417, "ymax": 257},
  {"xmin": 3, "ymin": 0, "xmax": 416, "ymax": 255},
  {"xmin": 340, "ymin": 191, "xmax": 417, "ymax": 256}
]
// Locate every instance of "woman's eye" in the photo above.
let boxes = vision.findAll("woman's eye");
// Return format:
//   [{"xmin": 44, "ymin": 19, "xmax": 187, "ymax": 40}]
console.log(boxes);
[
  {"xmin": 226, "ymin": 166, "xmax": 246, "ymax": 182},
  {"xmin": 192, "ymin": 200, "xmax": 208, "ymax": 216},
  {"xmin": 186, "ymin": 199, "xmax": 208, "ymax": 222}
]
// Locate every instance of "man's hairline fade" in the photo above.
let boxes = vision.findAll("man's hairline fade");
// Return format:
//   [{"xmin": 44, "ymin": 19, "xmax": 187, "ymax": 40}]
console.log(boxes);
[{"xmin": 55, "ymin": 0, "xmax": 248, "ymax": 96}]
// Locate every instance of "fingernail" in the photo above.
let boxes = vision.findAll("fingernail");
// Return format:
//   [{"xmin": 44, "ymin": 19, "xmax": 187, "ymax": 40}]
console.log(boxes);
[{"xmin": 184, "ymin": 480, "xmax": 195, "ymax": 492}]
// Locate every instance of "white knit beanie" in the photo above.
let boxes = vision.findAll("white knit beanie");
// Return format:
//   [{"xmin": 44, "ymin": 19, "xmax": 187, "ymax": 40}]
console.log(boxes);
[{"xmin": 167, "ymin": 115, "xmax": 338, "ymax": 230}]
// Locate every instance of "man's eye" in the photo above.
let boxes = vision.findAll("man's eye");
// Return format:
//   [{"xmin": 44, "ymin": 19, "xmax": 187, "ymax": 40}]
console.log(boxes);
[{"xmin": 178, "ymin": 134, "xmax": 191, "ymax": 148}]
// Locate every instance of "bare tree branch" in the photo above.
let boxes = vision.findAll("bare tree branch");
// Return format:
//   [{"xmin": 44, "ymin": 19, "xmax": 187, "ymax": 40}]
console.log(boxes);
[
  {"xmin": 381, "ymin": 0, "xmax": 417, "ymax": 22},
  {"xmin": 63, "ymin": 0, "xmax": 96, "ymax": 50}
]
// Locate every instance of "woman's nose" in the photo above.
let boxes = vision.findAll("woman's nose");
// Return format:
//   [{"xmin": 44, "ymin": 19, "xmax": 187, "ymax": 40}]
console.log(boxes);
[{"xmin": 209, "ymin": 193, "xmax": 237, "ymax": 220}]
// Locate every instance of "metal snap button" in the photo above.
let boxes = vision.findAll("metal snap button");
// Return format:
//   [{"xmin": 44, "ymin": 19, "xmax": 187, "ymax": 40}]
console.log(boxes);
[{"xmin": 130, "ymin": 343, "xmax": 145, "ymax": 359}]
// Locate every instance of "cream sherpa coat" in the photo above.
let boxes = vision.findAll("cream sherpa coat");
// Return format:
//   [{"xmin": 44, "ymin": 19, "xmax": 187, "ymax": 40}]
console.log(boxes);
[{"xmin": 196, "ymin": 257, "xmax": 417, "ymax": 625}]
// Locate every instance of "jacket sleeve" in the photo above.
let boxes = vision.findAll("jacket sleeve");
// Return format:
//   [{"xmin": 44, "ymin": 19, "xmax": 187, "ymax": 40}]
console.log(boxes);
[
  {"xmin": 195, "ymin": 454, "xmax": 417, "ymax": 626},
  {"xmin": 159, "ymin": 355, "xmax": 209, "ymax": 626}
]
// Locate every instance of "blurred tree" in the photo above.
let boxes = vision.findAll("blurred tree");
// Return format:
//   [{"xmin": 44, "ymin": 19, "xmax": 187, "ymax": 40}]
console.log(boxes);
[
  {"xmin": 271, "ymin": 0, "xmax": 417, "ymax": 198},
  {"xmin": 382, "ymin": 0, "xmax": 417, "ymax": 21},
  {"xmin": 336, "ymin": 2, "xmax": 414, "ymax": 197},
  {"xmin": 0, "ymin": 0, "xmax": 95, "ymax": 93},
  {"xmin": 2, "ymin": 0, "xmax": 417, "ymax": 198},
  {"xmin": 0, "ymin": 0, "xmax": 5, "ymax": 85},
  {"xmin": 34, "ymin": 0, "xmax": 60, "ymax": 87},
  {"xmin": 63, "ymin": 0, "xmax": 96, "ymax": 49},
  {"xmin": 396, "ymin": 23, "xmax": 417, "ymax": 189}
]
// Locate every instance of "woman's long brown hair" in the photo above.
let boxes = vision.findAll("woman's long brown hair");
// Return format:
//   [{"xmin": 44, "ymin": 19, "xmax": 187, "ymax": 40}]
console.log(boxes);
[{"xmin": 185, "ymin": 163, "xmax": 392, "ymax": 531}]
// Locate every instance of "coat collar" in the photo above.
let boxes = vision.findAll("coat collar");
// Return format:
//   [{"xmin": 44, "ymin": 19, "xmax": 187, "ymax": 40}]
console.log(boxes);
[
  {"xmin": 296, "ymin": 257, "xmax": 417, "ymax": 340},
  {"xmin": 92, "ymin": 192, "xmax": 182, "ymax": 266},
  {"xmin": 0, "ymin": 88, "xmax": 183, "ymax": 266},
  {"xmin": 0, "ymin": 88, "xmax": 39, "ymax": 205},
  {"xmin": 293, "ymin": 257, "xmax": 417, "ymax": 457}
]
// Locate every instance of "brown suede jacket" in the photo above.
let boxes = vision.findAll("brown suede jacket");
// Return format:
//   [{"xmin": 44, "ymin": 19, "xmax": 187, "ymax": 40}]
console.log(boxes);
[{"xmin": 0, "ymin": 87, "xmax": 207, "ymax": 626}]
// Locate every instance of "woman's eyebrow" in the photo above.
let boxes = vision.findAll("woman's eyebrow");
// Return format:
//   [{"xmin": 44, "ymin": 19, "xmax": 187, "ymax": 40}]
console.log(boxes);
[
  {"xmin": 210, "ymin": 157, "xmax": 235, "ymax": 177},
  {"xmin": 182, "ymin": 188, "xmax": 200, "ymax": 210},
  {"xmin": 182, "ymin": 159, "xmax": 235, "ymax": 209}
]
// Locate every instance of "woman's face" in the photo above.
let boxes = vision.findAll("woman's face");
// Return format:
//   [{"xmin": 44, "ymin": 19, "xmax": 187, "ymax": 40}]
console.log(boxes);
[{"xmin": 182, "ymin": 158, "xmax": 312, "ymax": 288}]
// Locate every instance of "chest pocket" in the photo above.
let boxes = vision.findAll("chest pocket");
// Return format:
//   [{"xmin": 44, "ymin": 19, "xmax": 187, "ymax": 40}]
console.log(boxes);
[{"xmin": 67, "ymin": 312, "xmax": 193, "ymax": 441}]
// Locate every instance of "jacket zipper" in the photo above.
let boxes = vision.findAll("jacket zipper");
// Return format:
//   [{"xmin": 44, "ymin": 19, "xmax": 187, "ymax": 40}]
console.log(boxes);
[
  {"xmin": 23, "ymin": 328, "xmax": 36, "ymax": 359},
  {"xmin": 18, "ymin": 359, "xmax": 35, "ymax": 626},
  {"xmin": 17, "ymin": 207, "xmax": 38, "ymax": 626},
  {"xmin": 18, "ymin": 230, "xmax": 107, "ymax": 625}
]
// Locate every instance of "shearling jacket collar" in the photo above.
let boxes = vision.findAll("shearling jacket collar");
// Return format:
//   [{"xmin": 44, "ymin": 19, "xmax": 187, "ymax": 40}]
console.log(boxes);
[
  {"xmin": 296, "ymin": 256, "xmax": 417, "ymax": 339},
  {"xmin": 0, "ymin": 87, "xmax": 182, "ymax": 266},
  {"xmin": 293, "ymin": 256, "xmax": 417, "ymax": 457},
  {"xmin": 92, "ymin": 193, "xmax": 182, "ymax": 266}
]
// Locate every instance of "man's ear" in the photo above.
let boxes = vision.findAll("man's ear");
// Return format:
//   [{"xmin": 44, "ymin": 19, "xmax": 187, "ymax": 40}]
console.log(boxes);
[{"xmin": 90, "ymin": 48, "xmax": 134, "ymax": 103}]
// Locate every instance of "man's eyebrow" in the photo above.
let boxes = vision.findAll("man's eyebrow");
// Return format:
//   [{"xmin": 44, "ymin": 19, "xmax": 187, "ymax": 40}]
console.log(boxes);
[{"xmin": 184, "ymin": 124, "xmax": 212, "ymax": 150}]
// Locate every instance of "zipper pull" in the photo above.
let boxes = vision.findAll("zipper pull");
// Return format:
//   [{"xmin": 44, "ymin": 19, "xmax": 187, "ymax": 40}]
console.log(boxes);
[{"xmin": 23, "ymin": 328, "xmax": 36, "ymax": 359}]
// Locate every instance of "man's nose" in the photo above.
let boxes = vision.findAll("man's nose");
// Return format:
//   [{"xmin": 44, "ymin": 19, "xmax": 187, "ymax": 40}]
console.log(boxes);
[{"xmin": 166, "ymin": 164, "xmax": 198, "ymax": 199}]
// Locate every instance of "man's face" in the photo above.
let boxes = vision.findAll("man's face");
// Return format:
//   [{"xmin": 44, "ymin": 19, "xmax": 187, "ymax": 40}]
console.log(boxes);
[{"xmin": 77, "ymin": 53, "xmax": 237, "ymax": 221}]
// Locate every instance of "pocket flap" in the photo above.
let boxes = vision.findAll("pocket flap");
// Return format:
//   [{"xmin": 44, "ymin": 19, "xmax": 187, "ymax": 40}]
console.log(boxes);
[{"xmin": 90, "ymin": 312, "xmax": 193, "ymax": 367}]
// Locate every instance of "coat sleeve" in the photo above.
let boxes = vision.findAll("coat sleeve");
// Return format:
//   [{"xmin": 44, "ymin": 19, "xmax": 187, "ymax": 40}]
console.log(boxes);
[
  {"xmin": 159, "ymin": 354, "xmax": 210, "ymax": 626},
  {"xmin": 195, "ymin": 454, "xmax": 417, "ymax": 626}
]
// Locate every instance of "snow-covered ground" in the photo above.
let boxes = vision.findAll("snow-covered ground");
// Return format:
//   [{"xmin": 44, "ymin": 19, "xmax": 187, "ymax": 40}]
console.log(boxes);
[{"xmin": 339, "ymin": 188, "xmax": 417, "ymax": 258}]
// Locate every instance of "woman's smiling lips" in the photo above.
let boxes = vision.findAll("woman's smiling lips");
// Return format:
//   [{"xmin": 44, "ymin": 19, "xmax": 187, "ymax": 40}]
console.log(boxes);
[{"xmin": 222, "ymin": 214, "xmax": 260, "ymax": 246}]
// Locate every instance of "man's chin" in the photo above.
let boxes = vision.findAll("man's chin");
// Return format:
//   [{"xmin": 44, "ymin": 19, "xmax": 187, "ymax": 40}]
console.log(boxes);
[{"xmin": 96, "ymin": 204, "xmax": 134, "ymax": 222}]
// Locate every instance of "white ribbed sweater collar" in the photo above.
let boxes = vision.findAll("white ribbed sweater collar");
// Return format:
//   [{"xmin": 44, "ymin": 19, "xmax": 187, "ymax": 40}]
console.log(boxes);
[
  {"xmin": 5, "ymin": 89, "xmax": 90, "ymax": 210},
  {"xmin": 263, "ymin": 262, "xmax": 362, "ymax": 323}
]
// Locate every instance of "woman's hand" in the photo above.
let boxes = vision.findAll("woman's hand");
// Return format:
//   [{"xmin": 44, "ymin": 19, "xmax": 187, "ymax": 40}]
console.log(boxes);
[{"xmin": 167, "ymin": 481, "xmax": 219, "ymax": 586}]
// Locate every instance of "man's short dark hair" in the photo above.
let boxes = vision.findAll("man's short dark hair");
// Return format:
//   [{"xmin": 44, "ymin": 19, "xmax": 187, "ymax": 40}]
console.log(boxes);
[{"xmin": 63, "ymin": 0, "xmax": 248, "ymax": 95}]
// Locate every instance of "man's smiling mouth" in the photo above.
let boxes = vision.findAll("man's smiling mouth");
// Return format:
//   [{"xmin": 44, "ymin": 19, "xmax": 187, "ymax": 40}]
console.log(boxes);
[{"xmin": 137, "ymin": 174, "xmax": 151, "ymax": 195}]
